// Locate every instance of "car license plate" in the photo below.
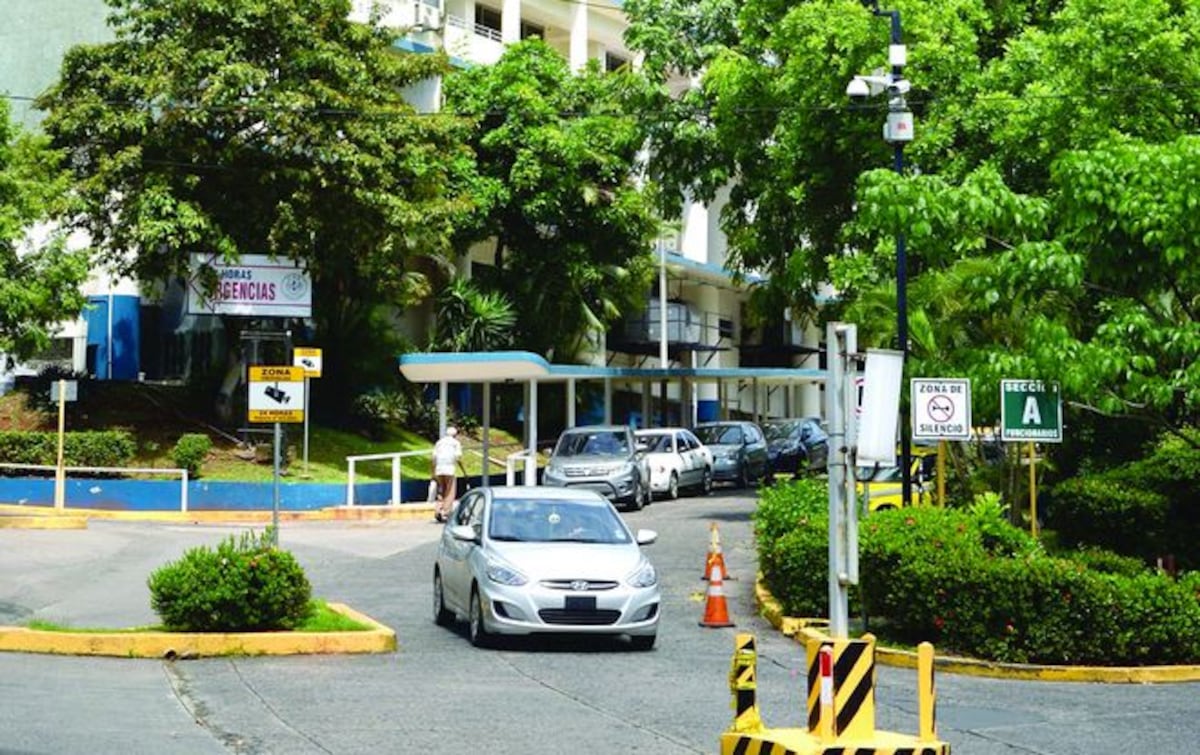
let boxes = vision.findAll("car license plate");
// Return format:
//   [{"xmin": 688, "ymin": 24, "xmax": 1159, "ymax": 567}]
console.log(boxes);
[{"xmin": 565, "ymin": 596, "xmax": 596, "ymax": 611}]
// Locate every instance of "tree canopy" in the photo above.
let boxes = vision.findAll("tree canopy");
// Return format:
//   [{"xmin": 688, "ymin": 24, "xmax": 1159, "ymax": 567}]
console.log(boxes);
[
  {"xmin": 36, "ymin": 0, "xmax": 478, "ymax": 399},
  {"xmin": 0, "ymin": 99, "xmax": 89, "ymax": 361},
  {"xmin": 443, "ymin": 40, "xmax": 658, "ymax": 360},
  {"xmin": 624, "ymin": 0, "xmax": 1200, "ymax": 434}
]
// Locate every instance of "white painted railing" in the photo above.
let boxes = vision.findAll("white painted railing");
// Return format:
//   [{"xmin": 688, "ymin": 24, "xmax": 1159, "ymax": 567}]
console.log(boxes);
[
  {"xmin": 505, "ymin": 450, "xmax": 538, "ymax": 487},
  {"xmin": 0, "ymin": 463, "xmax": 189, "ymax": 511},
  {"xmin": 344, "ymin": 449, "xmax": 432, "ymax": 507}
]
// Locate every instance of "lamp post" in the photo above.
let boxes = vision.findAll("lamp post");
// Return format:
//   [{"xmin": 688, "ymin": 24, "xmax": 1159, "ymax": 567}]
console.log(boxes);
[{"xmin": 847, "ymin": 2, "xmax": 914, "ymax": 506}]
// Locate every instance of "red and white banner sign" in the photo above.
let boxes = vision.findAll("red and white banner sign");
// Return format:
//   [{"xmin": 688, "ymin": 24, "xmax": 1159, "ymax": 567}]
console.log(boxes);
[{"xmin": 187, "ymin": 254, "xmax": 312, "ymax": 318}]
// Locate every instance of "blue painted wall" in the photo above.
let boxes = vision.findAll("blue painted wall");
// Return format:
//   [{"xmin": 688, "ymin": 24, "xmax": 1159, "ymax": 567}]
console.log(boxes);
[
  {"xmin": 0, "ymin": 474, "xmax": 506, "ymax": 511},
  {"xmin": 86, "ymin": 294, "xmax": 141, "ymax": 380}
]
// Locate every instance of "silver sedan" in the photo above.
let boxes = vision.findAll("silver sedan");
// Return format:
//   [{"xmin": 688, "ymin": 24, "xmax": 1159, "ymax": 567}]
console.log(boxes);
[{"xmin": 432, "ymin": 486, "xmax": 660, "ymax": 649}]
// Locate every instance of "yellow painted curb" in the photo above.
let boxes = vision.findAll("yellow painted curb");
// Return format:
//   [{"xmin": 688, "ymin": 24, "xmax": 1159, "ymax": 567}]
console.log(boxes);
[
  {"xmin": 0, "ymin": 602, "xmax": 396, "ymax": 658},
  {"xmin": 0, "ymin": 503, "xmax": 435, "ymax": 524},
  {"xmin": 754, "ymin": 573, "xmax": 1200, "ymax": 684},
  {"xmin": 0, "ymin": 513, "xmax": 88, "ymax": 529}
]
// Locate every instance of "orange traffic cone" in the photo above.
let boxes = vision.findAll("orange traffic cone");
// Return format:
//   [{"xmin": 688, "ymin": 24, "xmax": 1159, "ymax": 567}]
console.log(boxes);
[
  {"xmin": 700, "ymin": 562, "xmax": 735, "ymax": 628},
  {"xmin": 703, "ymin": 522, "xmax": 733, "ymax": 581}
]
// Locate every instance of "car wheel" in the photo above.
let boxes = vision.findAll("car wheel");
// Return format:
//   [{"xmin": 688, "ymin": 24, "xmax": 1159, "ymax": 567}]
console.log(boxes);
[
  {"xmin": 629, "ymin": 634, "xmax": 656, "ymax": 651},
  {"xmin": 628, "ymin": 479, "xmax": 646, "ymax": 511},
  {"xmin": 469, "ymin": 586, "xmax": 493, "ymax": 648},
  {"xmin": 433, "ymin": 570, "xmax": 453, "ymax": 627},
  {"xmin": 700, "ymin": 467, "xmax": 713, "ymax": 495},
  {"xmin": 667, "ymin": 472, "xmax": 679, "ymax": 500}
]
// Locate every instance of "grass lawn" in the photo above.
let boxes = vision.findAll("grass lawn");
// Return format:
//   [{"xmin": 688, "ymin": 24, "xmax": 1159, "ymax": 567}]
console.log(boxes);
[
  {"xmin": 23, "ymin": 600, "xmax": 373, "ymax": 633},
  {"xmin": 0, "ymin": 382, "xmax": 533, "ymax": 484}
]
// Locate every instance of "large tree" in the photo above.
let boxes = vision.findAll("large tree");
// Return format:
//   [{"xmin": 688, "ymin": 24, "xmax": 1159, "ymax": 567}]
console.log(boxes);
[
  {"xmin": 442, "ymin": 40, "xmax": 658, "ymax": 360},
  {"xmin": 625, "ymin": 0, "xmax": 1200, "ymax": 437},
  {"xmin": 0, "ymin": 99, "xmax": 89, "ymax": 361},
  {"xmin": 36, "ymin": 0, "xmax": 478, "ymax": 404}
]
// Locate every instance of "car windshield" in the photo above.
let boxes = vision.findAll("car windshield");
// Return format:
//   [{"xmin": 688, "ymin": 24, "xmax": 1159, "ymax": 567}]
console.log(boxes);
[
  {"xmin": 763, "ymin": 421, "xmax": 800, "ymax": 441},
  {"xmin": 487, "ymin": 498, "xmax": 631, "ymax": 544},
  {"xmin": 554, "ymin": 430, "xmax": 629, "ymax": 457},
  {"xmin": 696, "ymin": 425, "xmax": 742, "ymax": 445},
  {"xmin": 637, "ymin": 433, "xmax": 672, "ymax": 453},
  {"xmin": 857, "ymin": 464, "xmax": 901, "ymax": 483}
]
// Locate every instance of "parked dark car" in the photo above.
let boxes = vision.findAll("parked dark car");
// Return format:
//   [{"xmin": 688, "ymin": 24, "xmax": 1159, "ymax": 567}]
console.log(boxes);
[
  {"xmin": 763, "ymin": 416, "xmax": 829, "ymax": 480},
  {"xmin": 694, "ymin": 421, "xmax": 769, "ymax": 488}
]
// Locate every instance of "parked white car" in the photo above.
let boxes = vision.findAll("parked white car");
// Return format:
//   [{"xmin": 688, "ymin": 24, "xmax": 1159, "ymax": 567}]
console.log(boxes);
[{"xmin": 634, "ymin": 428, "xmax": 714, "ymax": 499}]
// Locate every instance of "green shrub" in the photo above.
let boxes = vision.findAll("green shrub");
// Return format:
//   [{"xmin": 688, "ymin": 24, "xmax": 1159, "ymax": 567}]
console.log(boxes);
[
  {"xmin": 148, "ymin": 529, "xmax": 312, "ymax": 632},
  {"xmin": 171, "ymin": 433, "xmax": 212, "ymax": 476},
  {"xmin": 0, "ymin": 430, "xmax": 136, "ymax": 471},
  {"xmin": 759, "ymin": 502, "xmax": 1200, "ymax": 665},
  {"xmin": 1061, "ymin": 546, "xmax": 1149, "ymax": 577},
  {"xmin": 1047, "ymin": 474, "xmax": 1169, "ymax": 559}
]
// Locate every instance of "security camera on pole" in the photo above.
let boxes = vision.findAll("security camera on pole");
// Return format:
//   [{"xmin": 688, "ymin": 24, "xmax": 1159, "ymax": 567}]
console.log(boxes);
[{"xmin": 847, "ymin": 1, "xmax": 915, "ymax": 508}]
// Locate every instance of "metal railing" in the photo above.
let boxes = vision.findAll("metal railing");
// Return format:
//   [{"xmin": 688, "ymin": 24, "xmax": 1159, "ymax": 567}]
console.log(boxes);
[
  {"xmin": 0, "ymin": 463, "xmax": 189, "ymax": 511},
  {"xmin": 344, "ymin": 449, "xmax": 431, "ymax": 507}
]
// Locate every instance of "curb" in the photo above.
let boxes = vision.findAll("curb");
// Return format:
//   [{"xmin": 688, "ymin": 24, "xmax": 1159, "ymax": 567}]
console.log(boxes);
[
  {"xmin": 754, "ymin": 575, "xmax": 1200, "ymax": 684},
  {"xmin": 0, "ymin": 503, "xmax": 436, "ymax": 525},
  {"xmin": 0, "ymin": 602, "xmax": 396, "ymax": 658},
  {"xmin": 0, "ymin": 513, "xmax": 88, "ymax": 529}
]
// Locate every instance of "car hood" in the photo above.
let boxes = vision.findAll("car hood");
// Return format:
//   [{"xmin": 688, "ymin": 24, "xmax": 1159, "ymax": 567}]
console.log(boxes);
[
  {"xmin": 705, "ymin": 443, "xmax": 742, "ymax": 453},
  {"xmin": 551, "ymin": 454, "xmax": 631, "ymax": 466},
  {"xmin": 488, "ymin": 542, "xmax": 645, "ymax": 580}
]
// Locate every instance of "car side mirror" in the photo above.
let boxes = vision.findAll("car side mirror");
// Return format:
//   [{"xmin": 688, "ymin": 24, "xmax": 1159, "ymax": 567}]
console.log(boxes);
[
  {"xmin": 635, "ymin": 528, "xmax": 658, "ymax": 545},
  {"xmin": 448, "ymin": 524, "xmax": 478, "ymax": 543}
]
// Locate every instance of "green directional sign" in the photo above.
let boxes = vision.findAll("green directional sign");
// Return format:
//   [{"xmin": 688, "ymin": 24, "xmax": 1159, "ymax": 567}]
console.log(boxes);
[{"xmin": 1000, "ymin": 380, "xmax": 1062, "ymax": 443}]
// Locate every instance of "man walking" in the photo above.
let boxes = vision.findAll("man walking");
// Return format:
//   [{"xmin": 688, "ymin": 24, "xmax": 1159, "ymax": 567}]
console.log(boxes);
[{"xmin": 431, "ymin": 426, "xmax": 465, "ymax": 522}]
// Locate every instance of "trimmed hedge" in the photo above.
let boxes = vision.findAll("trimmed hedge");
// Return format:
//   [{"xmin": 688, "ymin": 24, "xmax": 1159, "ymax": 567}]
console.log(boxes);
[
  {"xmin": 755, "ymin": 480, "xmax": 1200, "ymax": 665},
  {"xmin": 171, "ymin": 433, "xmax": 212, "ymax": 476},
  {"xmin": 148, "ymin": 529, "xmax": 312, "ymax": 632},
  {"xmin": 0, "ymin": 430, "xmax": 136, "ymax": 470}
]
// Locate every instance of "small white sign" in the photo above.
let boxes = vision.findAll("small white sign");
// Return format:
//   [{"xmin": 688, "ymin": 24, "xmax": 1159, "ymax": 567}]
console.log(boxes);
[
  {"xmin": 911, "ymin": 378, "xmax": 972, "ymax": 441},
  {"xmin": 50, "ymin": 381, "xmax": 78, "ymax": 403},
  {"xmin": 187, "ymin": 254, "xmax": 312, "ymax": 318},
  {"xmin": 248, "ymin": 366, "xmax": 305, "ymax": 423}
]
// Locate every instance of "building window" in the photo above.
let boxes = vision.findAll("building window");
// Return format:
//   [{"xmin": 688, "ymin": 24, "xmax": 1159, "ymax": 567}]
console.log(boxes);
[
  {"xmin": 605, "ymin": 53, "xmax": 629, "ymax": 72},
  {"xmin": 474, "ymin": 5, "xmax": 502, "ymax": 36},
  {"xmin": 520, "ymin": 21, "xmax": 544, "ymax": 40}
]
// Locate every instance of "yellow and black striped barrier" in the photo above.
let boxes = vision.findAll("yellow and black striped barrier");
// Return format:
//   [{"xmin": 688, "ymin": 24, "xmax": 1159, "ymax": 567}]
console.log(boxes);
[
  {"xmin": 729, "ymin": 633, "xmax": 764, "ymax": 733},
  {"xmin": 720, "ymin": 634, "xmax": 950, "ymax": 755},
  {"xmin": 805, "ymin": 636, "xmax": 876, "ymax": 740}
]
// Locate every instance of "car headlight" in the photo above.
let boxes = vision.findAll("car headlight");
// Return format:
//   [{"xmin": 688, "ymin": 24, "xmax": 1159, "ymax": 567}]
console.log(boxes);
[
  {"xmin": 718, "ymin": 450, "xmax": 737, "ymax": 461},
  {"xmin": 485, "ymin": 558, "xmax": 528, "ymax": 586},
  {"xmin": 627, "ymin": 558, "xmax": 658, "ymax": 588}
]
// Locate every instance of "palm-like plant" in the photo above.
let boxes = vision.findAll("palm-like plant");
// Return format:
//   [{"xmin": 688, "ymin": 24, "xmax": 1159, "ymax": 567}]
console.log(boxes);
[{"xmin": 433, "ymin": 278, "xmax": 516, "ymax": 352}]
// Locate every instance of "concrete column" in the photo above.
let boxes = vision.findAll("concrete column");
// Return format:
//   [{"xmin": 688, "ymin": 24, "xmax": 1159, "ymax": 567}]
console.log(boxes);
[
  {"xmin": 482, "ymin": 382, "xmax": 491, "ymax": 488},
  {"xmin": 604, "ymin": 377, "xmax": 612, "ymax": 423},
  {"xmin": 569, "ymin": 0, "xmax": 588, "ymax": 71},
  {"xmin": 566, "ymin": 378, "xmax": 576, "ymax": 428},
  {"xmin": 501, "ymin": 0, "xmax": 520, "ymax": 44}
]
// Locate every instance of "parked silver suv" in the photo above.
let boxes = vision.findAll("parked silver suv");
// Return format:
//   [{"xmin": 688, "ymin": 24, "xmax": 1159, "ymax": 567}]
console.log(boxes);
[{"xmin": 542, "ymin": 425, "xmax": 651, "ymax": 511}]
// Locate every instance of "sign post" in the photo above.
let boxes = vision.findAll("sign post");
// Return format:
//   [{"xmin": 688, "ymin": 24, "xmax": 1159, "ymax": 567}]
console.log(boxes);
[
  {"xmin": 1000, "ymin": 380, "xmax": 1063, "ymax": 537},
  {"xmin": 292, "ymin": 347, "xmax": 323, "ymax": 478},
  {"xmin": 51, "ymin": 380, "xmax": 77, "ymax": 510},
  {"xmin": 248, "ymin": 366, "xmax": 306, "ymax": 542}
]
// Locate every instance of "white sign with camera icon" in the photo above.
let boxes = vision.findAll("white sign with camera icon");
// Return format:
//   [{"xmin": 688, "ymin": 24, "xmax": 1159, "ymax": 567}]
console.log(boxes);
[{"xmin": 248, "ymin": 365, "xmax": 305, "ymax": 423}]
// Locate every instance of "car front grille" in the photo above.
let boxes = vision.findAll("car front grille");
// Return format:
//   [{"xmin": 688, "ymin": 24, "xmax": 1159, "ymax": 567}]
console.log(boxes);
[
  {"xmin": 540, "ymin": 580, "xmax": 618, "ymax": 591},
  {"xmin": 563, "ymin": 466, "xmax": 613, "ymax": 477},
  {"xmin": 538, "ymin": 609, "xmax": 622, "ymax": 626}
]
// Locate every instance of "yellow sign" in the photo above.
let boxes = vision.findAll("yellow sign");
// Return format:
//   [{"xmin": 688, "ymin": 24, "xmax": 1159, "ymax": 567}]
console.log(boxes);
[
  {"xmin": 248, "ymin": 366, "xmax": 305, "ymax": 423},
  {"xmin": 293, "ymin": 347, "xmax": 323, "ymax": 378}
]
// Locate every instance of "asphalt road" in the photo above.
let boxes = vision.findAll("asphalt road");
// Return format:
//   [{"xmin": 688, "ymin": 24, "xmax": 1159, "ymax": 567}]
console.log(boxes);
[{"xmin": 2, "ymin": 490, "xmax": 1199, "ymax": 754}]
